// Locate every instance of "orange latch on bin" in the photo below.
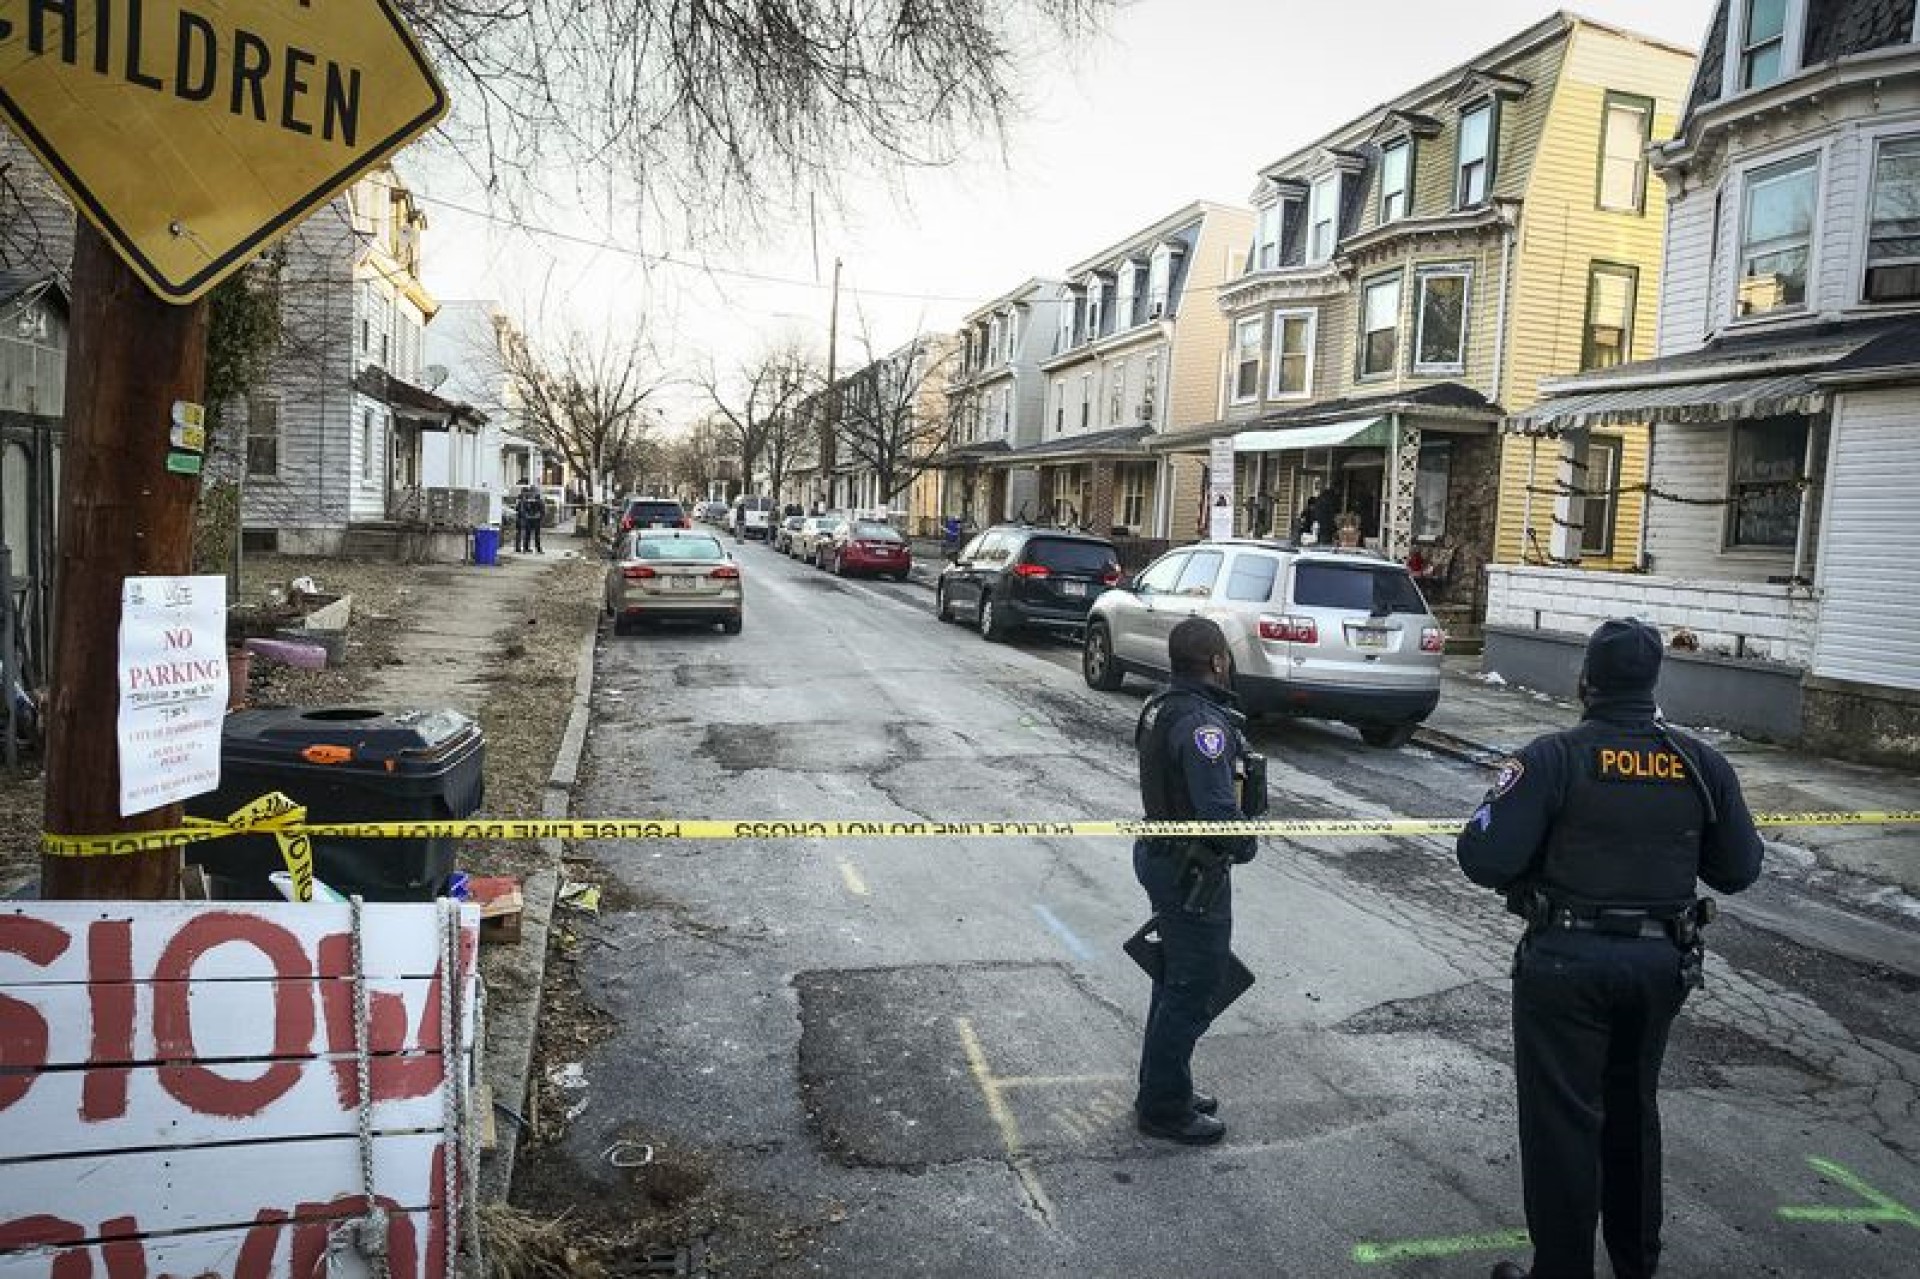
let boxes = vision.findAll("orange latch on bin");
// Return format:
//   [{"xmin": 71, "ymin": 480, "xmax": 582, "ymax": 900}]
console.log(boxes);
[{"xmin": 301, "ymin": 744, "xmax": 354, "ymax": 765}]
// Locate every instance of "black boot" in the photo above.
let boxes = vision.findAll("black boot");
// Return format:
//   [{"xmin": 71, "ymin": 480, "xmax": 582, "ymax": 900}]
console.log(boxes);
[
  {"xmin": 1136, "ymin": 1111, "xmax": 1226, "ymax": 1145},
  {"xmin": 1488, "ymin": 1263, "xmax": 1529, "ymax": 1279}
]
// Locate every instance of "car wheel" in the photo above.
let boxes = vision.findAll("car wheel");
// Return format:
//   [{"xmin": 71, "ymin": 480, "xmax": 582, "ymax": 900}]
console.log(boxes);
[
  {"xmin": 834, "ymin": 555, "xmax": 850, "ymax": 577},
  {"xmin": 935, "ymin": 583, "xmax": 954, "ymax": 623},
  {"xmin": 979, "ymin": 594, "xmax": 1008, "ymax": 642},
  {"xmin": 1359, "ymin": 723, "xmax": 1417, "ymax": 750},
  {"xmin": 721, "ymin": 613, "xmax": 743, "ymax": 636},
  {"xmin": 610, "ymin": 613, "xmax": 631, "ymax": 637},
  {"xmin": 1083, "ymin": 623, "xmax": 1125, "ymax": 691}
]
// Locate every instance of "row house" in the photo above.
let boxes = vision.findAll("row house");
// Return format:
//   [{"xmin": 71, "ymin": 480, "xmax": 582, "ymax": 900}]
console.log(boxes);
[
  {"xmin": 1016, "ymin": 202, "xmax": 1252, "ymax": 537},
  {"xmin": 796, "ymin": 333, "xmax": 960, "ymax": 526},
  {"xmin": 941, "ymin": 279, "xmax": 1070, "ymax": 525},
  {"xmin": 423, "ymin": 300, "xmax": 552, "ymax": 525},
  {"xmin": 236, "ymin": 165, "xmax": 486, "ymax": 560},
  {"xmin": 1497, "ymin": 0, "xmax": 1920, "ymax": 763},
  {"xmin": 1151, "ymin": 14, "xmax": 1694, "ymax": 627}
]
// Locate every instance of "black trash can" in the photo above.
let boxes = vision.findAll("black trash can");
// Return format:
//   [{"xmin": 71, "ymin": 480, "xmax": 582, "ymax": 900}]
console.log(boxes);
[{"xmin": 186, "ymin": 706, "xmax": 486, "ymax": 901}]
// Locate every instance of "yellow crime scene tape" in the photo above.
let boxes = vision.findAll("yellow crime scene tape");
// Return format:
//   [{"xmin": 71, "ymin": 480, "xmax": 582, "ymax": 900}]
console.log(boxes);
[{"xmin": 37, "ymin": 794, "xmax": 1920, "ymax": 867}]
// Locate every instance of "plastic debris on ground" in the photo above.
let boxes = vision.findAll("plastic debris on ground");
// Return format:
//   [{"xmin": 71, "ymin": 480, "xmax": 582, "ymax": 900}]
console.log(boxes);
[{"xmin": 559, "ymin": 880, "xmax": 602, "ymax": 914}]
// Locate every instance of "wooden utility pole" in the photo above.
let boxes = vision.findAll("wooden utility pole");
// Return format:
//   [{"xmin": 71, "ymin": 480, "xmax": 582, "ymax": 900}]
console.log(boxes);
[
  {"xmin": 821, "ymin": 257, "xmax": 842, "ymax": 509},
  {"xmin": 39, "ymin": 224, "xmax": 210, "ymax": 900}
]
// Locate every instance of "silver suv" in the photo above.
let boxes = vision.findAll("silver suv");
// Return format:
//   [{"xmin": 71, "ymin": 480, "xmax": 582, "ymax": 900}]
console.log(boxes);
[{"xmin": 1082, "ymin": 539, "xmax": 1444, "ymax": 748}]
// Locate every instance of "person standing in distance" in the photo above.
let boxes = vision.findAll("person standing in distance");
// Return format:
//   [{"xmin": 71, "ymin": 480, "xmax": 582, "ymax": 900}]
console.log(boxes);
[
  {"xmin": 514, "ymin": 482, "xmax": 545, "ymax": 554},
  {"xmin": 1457, "ymin": 618, "xmax": 1763, "ymax": 1279},
  {"xmin": 1132, "ymin": 616, "xmax": 1260, "ymax": 1145}
]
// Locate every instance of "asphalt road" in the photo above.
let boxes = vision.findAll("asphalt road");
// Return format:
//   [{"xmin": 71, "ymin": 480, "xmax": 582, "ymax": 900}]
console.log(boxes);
[{"xmin": 549, "ymin": 538, "xmax": 1920, "ymax": 1277}]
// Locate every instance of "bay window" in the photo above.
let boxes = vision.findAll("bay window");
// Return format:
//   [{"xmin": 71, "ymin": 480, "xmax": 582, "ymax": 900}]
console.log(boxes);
[
  {"xmin": 1231, "ymin": 316, "xmax": 1263, "ymax": 404},
  {"xmin": 1269, "ymin": 310, "xmax": 1314, "ymax": 399},
  {"xmin": 1359, "ymin": 273, "xmax": 1402, "ymax": 377},
  {"xmin": 1413, "ymin": 268, "xmax": 1469, "ymax": 371},
  {"xmin": 1737, "ymin": 154, "xmax": 1816, "ymax": 317},
  {"xmin": 1864, "ymin": 136, "xmax": 1920, "ymax": 304}
]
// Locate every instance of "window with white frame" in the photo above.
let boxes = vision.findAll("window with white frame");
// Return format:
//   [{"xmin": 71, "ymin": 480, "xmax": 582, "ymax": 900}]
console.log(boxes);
[
  {"xmin": 1052, "ymin": 378, "xmax": 1067, "ymax": 434},
  {"xmin": 1254, "ymin": 202, "xmax": 1282, "ymax": 270},
  {"xmin": 1109, "ymin": 358, "xmax": 1128, "ymax": 424},
  {"xmin": 1583, "ymin": 263, "xmax": 1638, "ymax": 369},
  {"xmin": 987, "ymin": 316, "xmax": 1002, "ymax": 363},
  {"xmin": 1148, "ymin": 245, "xmax": 1172, "ymax": 316},
  {"xmin": 999, "ymin": 386, "xmax": 1012, "ymax": 434},
  {"xmin": 1598, "ymin": 93, "xmax": 1653, "ymax": 213},
  {"xmin": 1412, "ymin": 442, "xmax": 1450, "ymax": 541},
  {"xmin": 1086, "ymin": 278, "xmax": 1105, "ymax": 338},
  {"xmin": 1080, "ymin": 372, "xmax": 1092, "ymax": 429},
  {"xmin": 1737, "ymin": 153, "xmax": 1816, "ymax": 317},
  {"xmin": 1231, "ymin": 316, "xmax": 1263, "ymax": 403},
  {"xmin": 1864, "ymin": 135, "xmax": 1920, "ymax": 303},
  {"xmin": 1002, "ymin": 312, "xmax": 1018, "ymax": 362},
  {"xmin": 1307, "ymin": 173, "xmax": 1339, "ymax": 264},
  {"xmin": 1142, "ymin": 353, "xmax": 1160, "ymax": 424},
  {"xmin": 246, "ymin": 394, "xmax": 280, "ymax": 478},
  {"xmin": 1414, "ymin": 268, "xmax": 1470, "ymax": 371},
  {"xmin": 1379, "ymin": 140, "xmax": 1411, "ymax": 223},
  {"xmin": 1057, "ymin": 295, "xmax": 1076, "ymax": 352},
  {"xmin": 1115, "ymin": 262, "xmax": 1138, "ymax": 329},
  {"xmin": 1118, "ymin": 466, "xmax": 1148, "ymax": 529},
  {"xmin": 1457, "ymin": 101, "xmax": 1493, "ymax": 206},
  {"xmin": 1726, "ymin": 416, "xmax": 1808, "ymax": 548},
  {"xmin": 1359, "ymin": 273, "xmax": 1402, "ymax": 377},
  {"xmin": 1269, "ymin": 310, "xmax": 1314, "ymax": 399},
  {"xmin": 1581, "ymin": 436, "xmax": 1621, "ymax": 556},
  {"xmin": 1738, "ymin": 0, "xmax": 1789, "ymax": 91}
]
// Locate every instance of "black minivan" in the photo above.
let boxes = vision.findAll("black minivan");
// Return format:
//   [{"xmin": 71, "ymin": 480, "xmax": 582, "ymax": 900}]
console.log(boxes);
[{"xmin": 934, "ymin": 526, "xmax": 1121, "ymax": 641}]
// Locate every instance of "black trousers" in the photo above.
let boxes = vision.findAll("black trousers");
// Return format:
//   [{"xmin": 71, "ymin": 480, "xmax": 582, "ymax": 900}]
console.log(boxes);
[
  {"xmin": 1512, "ymin": 929, "xmax": 1689, "ymax": 1279},
  {"xmin": 515, "ymin": 514, "xmax": 542, "ymax": 552},
  {"xmin": 1133, "ymin": 841, "xmax": 1232, "ymax": 1120}
]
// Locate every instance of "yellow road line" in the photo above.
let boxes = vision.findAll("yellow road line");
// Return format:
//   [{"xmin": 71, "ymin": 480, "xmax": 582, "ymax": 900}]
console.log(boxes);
[
  {"xmin": 995, "ymin": 1073, "xmax": 1129, "ymax": 1090},
  {"xmin": 956, "ymin": 1016, "xmax": 1057, "ymax": 1222},
  {"xmin": 837, "ymin": 858, "xmax": 869, "ymax": 897}
]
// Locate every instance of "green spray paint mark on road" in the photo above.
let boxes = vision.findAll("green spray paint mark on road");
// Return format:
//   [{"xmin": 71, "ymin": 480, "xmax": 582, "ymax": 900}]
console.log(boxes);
[
  {"xmin": 1777, "ymin": 1157, "xmax": 1919, "ymax": 1230},
  {"xmin": 1352, "ymin": 1228, "xmax": 1530, "ymax": 1265}
]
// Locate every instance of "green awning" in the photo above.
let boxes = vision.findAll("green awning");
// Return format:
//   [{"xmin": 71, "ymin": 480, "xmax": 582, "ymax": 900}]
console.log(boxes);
[{"xmin": 1231, "ymin": 415, "xmax": 1391, "ymax": 453}]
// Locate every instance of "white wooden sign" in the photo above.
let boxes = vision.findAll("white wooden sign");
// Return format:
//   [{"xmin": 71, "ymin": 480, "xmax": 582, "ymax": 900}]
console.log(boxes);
[
  {"xmin": 1208, "ymin": 436, "xmax": 1236, "ymax": 542},
  {"xmin": 116, "ymin": 575, "xmax": 228, "ymax": 816},
  {"xmin": 0, "ymin": 901, "xmax": 479, "ymax": 1278}
]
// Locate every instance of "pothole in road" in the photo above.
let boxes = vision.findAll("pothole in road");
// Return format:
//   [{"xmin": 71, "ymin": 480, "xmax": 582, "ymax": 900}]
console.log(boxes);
[
  {"xmin": 673, "ymin": 664, "xmax": 756, "ymax": 689},
  {"xmin": 701, "ymin": 723, "xmax": 904, "ymax": 773}
]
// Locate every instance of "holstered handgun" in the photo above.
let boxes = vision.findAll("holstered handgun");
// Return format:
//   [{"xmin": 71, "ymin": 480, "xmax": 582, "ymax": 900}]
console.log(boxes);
[
  {"xmin": 1178, "ymin": 842, "xmax": 1231, "ymax": 914},
  {"xmin": 1666, "ymin": 897, "xmax": 1717, "ymax": 991},
  {"xmin": 1504, "ymin": 884, "xmax": 1551, "ymax": 933},
  {"xmin": 1236, "ymin": 750, "xmax": 1269, "ymax": 818}
]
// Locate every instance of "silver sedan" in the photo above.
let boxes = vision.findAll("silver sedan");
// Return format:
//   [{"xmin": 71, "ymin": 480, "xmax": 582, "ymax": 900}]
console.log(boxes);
[{"xmin": 605, "ymin": 530, "xmax": 743, "ymax": 635}]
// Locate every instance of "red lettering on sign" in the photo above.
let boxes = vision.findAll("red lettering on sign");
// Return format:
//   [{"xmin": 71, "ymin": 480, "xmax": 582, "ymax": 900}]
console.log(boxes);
[
  {"xmin": 317, "ymin": 933, "xmax": 445, "ymax": 1108},
  {"xmin": 288, "ymin": 1195, "xmax": 419, "ymax": 1279},
  {"xmin": 0, "ymin": 1214, "xmax": 92, "ymax": 1279},
  {"xmin": 0, "ymin": 915, "xmax": 71, "ymax": 1111},
  {"xmin": 84, "ymin": 921, "xmax": 136, "ymax": 1122},
  {"xmin": 235, "ymin": 1207, "xmax": 291, "ymax": 1279},
  {"xmin": 152, "ymin": 913, "xmax": 314, "ymax": 1117},
  {"xmin": 99, "ymin": 1217, "xmax": 147, "ymax": 1279}
]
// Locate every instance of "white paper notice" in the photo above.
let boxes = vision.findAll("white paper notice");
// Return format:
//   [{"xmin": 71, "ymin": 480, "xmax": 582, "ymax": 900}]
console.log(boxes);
[
  {"xmin": 1208, "ymin": 436, "xmax": 1236, "ymax": 542},
  {"xmin": 117, "ymin": 576, "xmax": 227, "ymax": 816}
]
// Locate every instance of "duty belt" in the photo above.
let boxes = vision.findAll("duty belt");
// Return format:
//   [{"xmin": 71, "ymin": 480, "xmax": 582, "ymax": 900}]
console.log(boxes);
[{"xmin": 1545, "ymin": 907, "xmax": 1677, "ymax": 939}]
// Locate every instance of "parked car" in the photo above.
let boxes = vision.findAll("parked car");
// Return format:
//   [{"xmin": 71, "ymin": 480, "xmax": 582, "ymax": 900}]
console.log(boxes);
[
  {"xmin": 771, "ymin": 514, "xmax": 808, "ymax": 554},
  {"xmin": 732, "ymin": 494, "xmax": 779, "ymax": 541},
  {"xmin": 934, "ymin": 526, "xmax": 1120, "ymax": 641},
  {"xmin": 604, "ymin": 529, "xmax": 743, "ymax": 635},
  {"xmin": 1081, "ymin": 539, "xmax": 1443, "ymax": 747},
  {"xmin": 821, "ymin": 519, "xmax": 912, "ymax": 579},
  {"xmin": 618, "ymin": 496, "xmax": 690, "ymax": 533},
  {"xmin": 696, "ymin": 500, "xmax": 730, "ymax": 525},
  {"xmin": 790, "ymin": 513, "xmax": 847, "ymax": 563}
]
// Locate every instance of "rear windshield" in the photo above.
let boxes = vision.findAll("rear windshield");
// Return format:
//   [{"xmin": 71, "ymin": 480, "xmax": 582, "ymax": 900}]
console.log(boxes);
[
  {"xmin": 1292, "ymin": 562, "xmax": 1427, "ymax": 615},
  {"xmin": 1025, "ymin": 538, "xmax": 1117, "ymax": 574},
  {"xmin": 740, "ymin": 497, "xmax": 776, "ymax": 511},
  {"xmin": 636, "ymin": 536, "xmax": 724, "ymax": 561},
  {"xmin": 851, "ymin": 522, "xmax": 902, "ymax": 541},
  {"xmin": 629, "ymin": 501, "xmax": 683, "ymax": 520}
]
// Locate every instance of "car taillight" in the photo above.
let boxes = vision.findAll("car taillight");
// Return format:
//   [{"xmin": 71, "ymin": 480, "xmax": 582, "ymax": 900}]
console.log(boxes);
[
  {"xmin": 678, "ymin": 518, "xmax": 691, "ymax": 529},
  {"xmin": 620, "ymin": 516, "xmax": 635, "ymax": 531},
  {"xmin": 1101, "ymin": 567, "xmax": 1121, "ymax": 586},
  {"xmin": 622, "ymin": 565, "xmax": 656, "ymax": 580},
  {"xmin": 712, "ymin": 565, "xmax": 740, "ymax": 579},
  {"xmin": 1011, "ymin": 563, "xmax": 1050, "ymax": 579},
  {"xmin": 1258, "ymin": 615, "xmax": 1317, "ymax": 643},
  {"xmin": 1421, "ymin": 626, "xmax": 1446, "ymax": 653}
]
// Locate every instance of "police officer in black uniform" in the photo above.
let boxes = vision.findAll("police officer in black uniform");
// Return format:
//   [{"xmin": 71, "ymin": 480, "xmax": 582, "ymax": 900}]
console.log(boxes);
[
  {"xmin": 1132, "ymin": 616, "xmax": 1261, "ymax": 1145},
  {"xmin": 1457, "ymin": 618, "xmax": 1763, "ymax": 1279}
]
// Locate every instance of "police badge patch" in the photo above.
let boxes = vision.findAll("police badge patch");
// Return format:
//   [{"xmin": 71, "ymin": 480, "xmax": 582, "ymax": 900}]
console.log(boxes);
[
  {"xmin": 1489, "ymin": 756, "xmax": 1525, "ymax": 798},
  {"xmin": 1193, "ymin": 725, "xmax": 1229, "ymax": 760}
]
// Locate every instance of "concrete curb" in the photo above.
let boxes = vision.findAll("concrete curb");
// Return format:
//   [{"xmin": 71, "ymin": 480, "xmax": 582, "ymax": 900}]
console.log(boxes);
[{"xmin": 478, "ymin": 628, "xmax": 598, "ymax": 1203}]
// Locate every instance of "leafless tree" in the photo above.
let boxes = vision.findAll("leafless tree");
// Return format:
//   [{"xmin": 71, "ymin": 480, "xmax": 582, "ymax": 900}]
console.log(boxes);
[
  {"xmin": 696, "ymin": 343, "xmax": 817, "ymax": 495},
  {"xmin": 402, "ymin": 0, "xmax": 1115, "ymax": 225},
  {"xmin": 497, "ymin": 326, "xmax": 667, "ymax": 504},
  {"xmin": 836, "ymin": 332, "xmax": 959, "ymax": 509}
]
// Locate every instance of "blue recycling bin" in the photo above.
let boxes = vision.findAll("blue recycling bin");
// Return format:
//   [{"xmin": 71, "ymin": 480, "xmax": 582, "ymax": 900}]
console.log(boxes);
[{"xmin": 473, "ymin": 525, "xmax": 500, "ymax": 566}]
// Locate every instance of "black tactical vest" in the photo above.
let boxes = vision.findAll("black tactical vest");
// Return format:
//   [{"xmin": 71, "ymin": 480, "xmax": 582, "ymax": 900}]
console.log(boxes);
[
  {"xmin": 1539, "ymin": 720, "xmax": 1706, "ymax": 911},
  {"xmin": 1136, "ymin": 689, "xmax": 1238, "ymax": 829}
]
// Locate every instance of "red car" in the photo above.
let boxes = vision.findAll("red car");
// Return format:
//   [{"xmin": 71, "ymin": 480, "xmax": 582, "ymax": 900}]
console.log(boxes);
[{"xmin": 822, "ymin": 520, "xmax": 913, "ymax": 580}]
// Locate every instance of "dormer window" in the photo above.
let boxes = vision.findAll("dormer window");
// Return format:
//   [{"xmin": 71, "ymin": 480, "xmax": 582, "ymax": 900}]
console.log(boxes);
[
  {"xmin": 1001, "ymin": 311, "xmax": 1018, "ymax": 363},
  {"xmin": 1056, "ymin": 291, "xmax": 1077, "ymax": 353},
  {"xmin": 1086, "ymin": 276, "xmax": 1105, "ymax": 338},
  {"xmin": 1457, "ymin": 101, "xmax": 1494, "ymax": 206},
  {"xmin": 1254, "ymin": 203, "xmax": 1282, "ymax": 270},
  {"xmin": 1379, "ymin": 140, "xmax": 1411, "ymax": 223},
  {"xmin": 986, "ymin": 316, "xmax": 1002, "ymax": 364},
  {"xmin": 1307, "ymin": 174, "xmax": 1340, "ymax": 264},
  {"xmin": 1740, "ymin": 0, "xmax": 1787, "ymax": 89},
  {"xmin": 1115, "ymin": 262, "xmax": 1139, "ymax": 330},
  {"xmin": 1148, "ymin": 244, "xmax": 1173, "ymax": 317}
]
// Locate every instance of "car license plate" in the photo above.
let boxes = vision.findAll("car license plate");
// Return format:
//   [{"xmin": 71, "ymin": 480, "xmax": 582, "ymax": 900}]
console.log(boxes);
[
  {"xmin": 1060, "ymin": 581, "xmax": 1087, "ymax": 598},
  {"xmin": 670, "ymin": 576, "xmax": 695, "ymax": 590},
  {"xmin": 1350, "ymin": 627, "xmax": 1390, "ymax": 649}
]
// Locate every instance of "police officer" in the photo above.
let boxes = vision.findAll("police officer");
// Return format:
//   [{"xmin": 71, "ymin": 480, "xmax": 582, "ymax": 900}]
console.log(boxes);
[
  {"xmin": 1457, "ymin": 618, "xmax": 1763, "ymax": 1279},
  {"xmin": 1132, "ymin": 616, "xmax": 1260, "ymax": 1145},
  {"xmin": 514, "ymin": 482, "xmax": 545, "ymax": 554}
]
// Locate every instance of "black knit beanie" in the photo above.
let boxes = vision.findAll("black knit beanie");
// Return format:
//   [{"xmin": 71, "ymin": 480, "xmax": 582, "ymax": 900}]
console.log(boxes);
[{"xmin": 1583, "ymin": 618, "xmax": 1663, "ymax": 694}]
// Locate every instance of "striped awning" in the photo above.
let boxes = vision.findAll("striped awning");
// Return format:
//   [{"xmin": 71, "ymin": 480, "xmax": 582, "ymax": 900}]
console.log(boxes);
[
  {"xmin": 1231, "ymin": 415, "xmax": 1392, "ymax": 453},
  {"xmin": 1505, "ymin": 373, "xmax": 1826, "ymax": 437}
]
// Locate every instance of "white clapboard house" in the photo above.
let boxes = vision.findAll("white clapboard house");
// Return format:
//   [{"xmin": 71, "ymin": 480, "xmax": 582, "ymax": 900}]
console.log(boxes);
[{"xmin": 1492, "ymin": 0, "xmax": 1920, "ymax": 765}]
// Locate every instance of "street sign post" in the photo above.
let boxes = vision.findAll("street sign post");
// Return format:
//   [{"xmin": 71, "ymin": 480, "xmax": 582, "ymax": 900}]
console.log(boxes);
[
  {"xmin": 0, "ymin": 0, "xmax": 448, "ymax": 303},
  {"xmin": 8, "ymin": 0, "xmax": 449, "ymax": 899}
]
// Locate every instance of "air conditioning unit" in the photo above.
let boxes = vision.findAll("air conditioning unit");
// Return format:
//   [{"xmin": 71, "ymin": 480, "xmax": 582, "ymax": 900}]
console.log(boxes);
[
  {"xmin": 1138, "ymin": 399, "xmax": 1155, "ymax": 422},
  {"xmin": 1148, "ymin": 302, "xmax": 1164, "ymax": 319}
]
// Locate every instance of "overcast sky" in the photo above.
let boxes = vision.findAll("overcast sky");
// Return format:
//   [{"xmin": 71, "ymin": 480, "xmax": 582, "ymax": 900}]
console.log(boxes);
[{"xmin": 415, "ymin": 0, "xmax": 1714, "ymax": 422}]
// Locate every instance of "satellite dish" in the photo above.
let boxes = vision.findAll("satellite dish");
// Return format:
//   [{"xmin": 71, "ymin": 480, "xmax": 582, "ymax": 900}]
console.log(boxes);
[{"xmin": 422, "ymin": 364, "xmax": 450, "ymax": 391}]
